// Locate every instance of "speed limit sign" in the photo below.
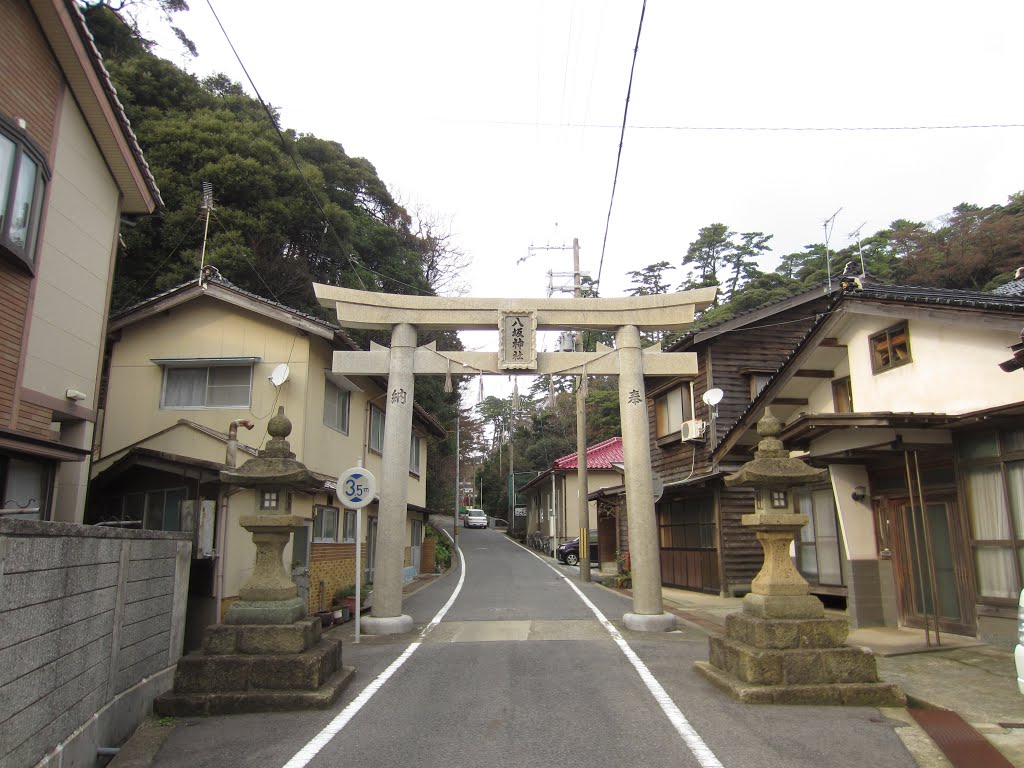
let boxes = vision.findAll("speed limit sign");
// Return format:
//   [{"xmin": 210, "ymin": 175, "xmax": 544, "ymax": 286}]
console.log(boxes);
[{"xmin": 338, "ymin": 466, "xmax": 377, "ymax": 509}]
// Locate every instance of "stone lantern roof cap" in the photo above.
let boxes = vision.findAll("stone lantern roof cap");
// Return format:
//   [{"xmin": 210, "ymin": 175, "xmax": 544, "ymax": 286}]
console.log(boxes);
[
  {"xmin": 724, "ymin": 409, "xmax": 827, "ymax": 488},
  {"xmin": 220, "ymin": 407, "xmax": 313, "ymax": 488}
]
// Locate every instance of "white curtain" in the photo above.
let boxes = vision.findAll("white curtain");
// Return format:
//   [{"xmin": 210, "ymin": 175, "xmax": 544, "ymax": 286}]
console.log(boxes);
[{"xmin": 964, "ymin": 466, "xmax": 1016, "ymax": 599}]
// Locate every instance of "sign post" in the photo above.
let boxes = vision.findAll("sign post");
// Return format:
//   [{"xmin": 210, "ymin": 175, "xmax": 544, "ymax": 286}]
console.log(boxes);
[{"xmin": 338, "ymin": 462, "xmax": 377, "ymax": 644}]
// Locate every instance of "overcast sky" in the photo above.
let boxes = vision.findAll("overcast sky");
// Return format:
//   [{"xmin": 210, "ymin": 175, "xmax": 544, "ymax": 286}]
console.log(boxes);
[{"xmin": 141, "ymin": 0, "xmax": 1024, "ymax": 398}]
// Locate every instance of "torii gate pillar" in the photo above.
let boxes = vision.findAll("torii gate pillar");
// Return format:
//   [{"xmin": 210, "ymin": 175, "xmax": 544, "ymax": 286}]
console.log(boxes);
[
  {"xmin": 617, "ymin": 325, "xmax": 676, "ymax": 630},
  {"xmin": 362, "ymin": 323, "xmax": 416, "ymax": 635}
]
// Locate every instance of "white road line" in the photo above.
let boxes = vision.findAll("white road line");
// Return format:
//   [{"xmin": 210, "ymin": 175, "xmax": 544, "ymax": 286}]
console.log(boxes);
[
  {"xmin": 280, "ymin": 528, "xmax": 466, "ymax": 768},
  {"xmin": 516, "ymin": 540, "xmax": 725, "ymax": 768}
]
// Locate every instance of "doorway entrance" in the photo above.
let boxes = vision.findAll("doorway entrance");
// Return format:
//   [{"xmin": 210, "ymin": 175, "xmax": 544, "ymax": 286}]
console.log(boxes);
[{"xmin": 889, "ymin": 495, "xmax": 975, "ymax": 637}]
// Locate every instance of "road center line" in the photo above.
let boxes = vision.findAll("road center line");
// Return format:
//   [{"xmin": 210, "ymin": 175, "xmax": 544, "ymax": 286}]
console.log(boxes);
[
  {"xmin": 280, "ymin": 528, "xmax": 466, "ymax": 768},
  {"xmin": 518, "ymin": 541, "xmax": 725, "ymax": 768}
]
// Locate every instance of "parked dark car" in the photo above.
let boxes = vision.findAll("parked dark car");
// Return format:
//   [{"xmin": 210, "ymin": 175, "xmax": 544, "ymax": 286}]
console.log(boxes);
[{"xmin": 556, "ymin": 530, "xmax": 597, "ymax": 566}]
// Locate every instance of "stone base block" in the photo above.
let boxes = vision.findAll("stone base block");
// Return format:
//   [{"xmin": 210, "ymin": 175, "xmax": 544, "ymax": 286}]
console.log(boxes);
[
  {"xmin": 225, "ymin": 597, "xmax": 306, "ymax": 625},
  {"xmin": 361, "ymin": 614, "xmax": 414, "ymax": 635},
  {"xmin": 708, "ymin": 635, "xmax": 880, "ymax": 686},
  {"xmin": 742, "ymin": 593, "xmax": 824, "ymax": 620},
  {"xmin": 623, "ymin": 612, "xmax": 678, "ymax": 632},
  {"xmin": 203, "ymin": 619, "xmax": 322, "ymax": 655},
  {"xmin": 724, "ymin": 612, "xmax": 849, "ymax": 650},
  {"xmin": 156, "ymin": 665, "xmax": 356, "ymax": 716},
  {"xmin": 694, "ymin": 661, "xmax": 905, "ymax": 707},
  {"xmin": 170, "ymin": 635, "xmax": 343, "ymax": 694}
]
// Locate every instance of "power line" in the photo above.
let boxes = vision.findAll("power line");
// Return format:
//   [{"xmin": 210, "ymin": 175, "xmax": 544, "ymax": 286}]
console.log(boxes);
[
  {"xmin": 595, "ymin": 0, "xmax": 646, "ymax": 293},
  {"xmin": 459, "ymin": 119, "xmax": 1024, "ymax": 132}
]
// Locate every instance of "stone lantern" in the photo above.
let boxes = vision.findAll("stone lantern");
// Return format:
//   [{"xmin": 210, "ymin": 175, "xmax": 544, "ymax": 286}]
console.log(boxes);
[
  {"xmin": 219, "ymin": 406, "xmax": 309, "ymax": 626},
  {"xmin": 156, "ymin": 408, "xmax": 353, "ymax": 716},
  {"xmin": 694, "ymin": 409, "xmax": 903, "ymax": 706}
]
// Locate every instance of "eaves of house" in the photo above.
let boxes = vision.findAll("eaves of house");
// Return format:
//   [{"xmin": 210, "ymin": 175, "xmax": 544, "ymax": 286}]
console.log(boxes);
[
  {"xmin": 33, "ymin": 0, "xmax": 162, "ymax": 212},
  {"xmin": 711, "ymin": 279, "xmax": 1024, "ymax": 462}
]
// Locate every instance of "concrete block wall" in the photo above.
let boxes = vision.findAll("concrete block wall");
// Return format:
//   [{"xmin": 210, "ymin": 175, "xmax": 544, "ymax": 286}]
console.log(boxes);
[{"xmin": 0, "ymin": 520, "xmax": 190, "ymax": 768}]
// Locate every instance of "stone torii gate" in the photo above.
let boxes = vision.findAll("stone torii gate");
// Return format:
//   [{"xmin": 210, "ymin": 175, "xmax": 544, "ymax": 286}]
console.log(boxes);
[{"xmin": 314, "ymin": 284, "xmax": 716, "ymax": 635}]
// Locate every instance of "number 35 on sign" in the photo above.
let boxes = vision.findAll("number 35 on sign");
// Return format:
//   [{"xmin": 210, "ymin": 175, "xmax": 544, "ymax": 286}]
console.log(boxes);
[{"xmin": 337, "ymin": 466, "xmax": 377, "ymax": 509}]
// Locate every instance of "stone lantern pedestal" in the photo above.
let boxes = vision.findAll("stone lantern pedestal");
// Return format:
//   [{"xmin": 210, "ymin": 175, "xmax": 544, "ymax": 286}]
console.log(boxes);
[
  {"xmin": 156, "ymin": 408, "xmax": 354, "ymax": 716},
  {"xmin": 694, "ymin": 411, "xmax": 904, "ymax": 706}
]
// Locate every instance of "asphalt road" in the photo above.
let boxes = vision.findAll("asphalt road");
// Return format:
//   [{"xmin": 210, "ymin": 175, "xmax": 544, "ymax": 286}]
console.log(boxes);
[{"xmin": 152, "ymin": 526, "xmax": 919, "ymax": 768}]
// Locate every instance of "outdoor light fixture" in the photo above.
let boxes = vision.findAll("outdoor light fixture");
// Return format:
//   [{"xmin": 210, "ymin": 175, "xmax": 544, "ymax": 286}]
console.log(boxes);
[{"xmin": 851, "ymin": 485, "xmax": 867, "ymax": 502}]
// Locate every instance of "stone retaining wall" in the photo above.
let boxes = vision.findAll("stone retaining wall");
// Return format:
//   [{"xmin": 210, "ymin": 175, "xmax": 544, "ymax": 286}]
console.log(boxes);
[{"xmin": 0, "ymin": 520, "xmax": 191, "ymax": 768}]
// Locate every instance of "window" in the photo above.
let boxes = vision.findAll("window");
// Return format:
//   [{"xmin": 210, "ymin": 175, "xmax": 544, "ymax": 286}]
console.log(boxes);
[
  {"xmin": 832, "ymin": 377, "xmax": 853, "ymax": 413},
  {"xmin": 750, "ymin": 373, "xmax": 772, "ymax": 400},
  {"xmin": 323, "ymin": 380, "xmax": 350, "ymax": 433},
  {"xmin": 654, "ymin": 384, "xmax": 693, "ymax": 438},
  {"xmin": 369, "ymin": 405, "xmax": 385, "ymax": 453},
  {"xmin": 409, "ymin": 433, "xmax": 421, "ymax": 474},
  {"xmin": 869, "ymin": 322, "xmax": 911, "ymax": 373},
  {"xmin": 313, "ymin": 505, "xmax": 340, "ymax": 543},
  {"xmin": 342, "ymin": 509, "xmax": 356, "ymax": 543},
  {"xmin": 162, "ymin": 365, "xmax": 252, "ymax": 408},
  {"xmin": 795, "ymin": 487, "xmax": 845, "ymax": 586},
  {"xmin": 102, "ymin": 487, "xmax": 187, "ymax": 531},
  {"xmin": 958, "ymin": 430, "xmax": 1024, "ymax": 602},
  {"xmin": 0, "ymin": 117, "xmax": 48, "ymax": 269},
  {"xmin": 0, "ymin": 455, "xmax": 53, "ymax": 521}
]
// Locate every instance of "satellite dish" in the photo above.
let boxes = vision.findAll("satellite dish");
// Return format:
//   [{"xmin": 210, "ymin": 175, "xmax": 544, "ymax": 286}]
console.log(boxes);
[
  {"xmin": 702, "ymin": 388, "xmax": 724, "ymax": 406},
  {"xmin": 269, "ymin": 363, "xmax": 290, "ymax": 387}
]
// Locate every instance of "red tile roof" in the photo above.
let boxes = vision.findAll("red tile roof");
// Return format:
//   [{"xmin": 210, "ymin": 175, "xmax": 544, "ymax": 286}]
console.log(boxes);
[{"xmin": 552, "ymin": 437, "xmax": 623, "ymax": 471}]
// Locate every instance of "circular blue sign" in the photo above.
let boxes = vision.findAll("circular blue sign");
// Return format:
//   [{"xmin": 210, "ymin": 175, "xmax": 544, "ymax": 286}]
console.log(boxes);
[{"xmin": 337, "ymin": 467, "xmax": 377, "ymax": 509}]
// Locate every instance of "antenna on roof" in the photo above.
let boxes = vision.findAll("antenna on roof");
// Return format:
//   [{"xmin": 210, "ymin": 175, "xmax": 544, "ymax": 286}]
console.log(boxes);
[
  {"xmin": 822, "ymin": 207, "xmax": 842, "ymax": 292},
  {"xmin": 848, "ymin": 221, "xmax": 868, "ymax": 277},
  {"xmin": 199, "ymin": 181, "xmax": 214, "ymax": 284}
]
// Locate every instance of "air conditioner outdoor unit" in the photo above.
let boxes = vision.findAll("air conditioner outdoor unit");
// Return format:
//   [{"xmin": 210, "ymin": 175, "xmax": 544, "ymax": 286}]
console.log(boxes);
[{"xmin": 680, "ymin": 419, "xmax": 707, "ymax": 443}]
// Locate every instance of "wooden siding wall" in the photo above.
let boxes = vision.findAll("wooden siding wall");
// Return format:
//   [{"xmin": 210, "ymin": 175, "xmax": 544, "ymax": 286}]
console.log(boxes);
[
  {"xmin": 709, "ymin": 297, "xmax": 833, "ymax": 450},
  {"xmin": 718, "ymin": 484, "xmax": 762, "ymax": 592},
  {"xmin": 0, "ymin": 1, "xmax": 62, "ymax": 438}
]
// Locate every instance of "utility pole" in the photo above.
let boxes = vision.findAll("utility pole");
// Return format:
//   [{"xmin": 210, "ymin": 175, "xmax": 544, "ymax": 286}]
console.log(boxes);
[
  {"xmin": 523, "ymin": 238, "xmax": 591, "ymax": 576},
  {"xmin": 572, "ymin": 238, "xmax": 590, "ymax": 581}
]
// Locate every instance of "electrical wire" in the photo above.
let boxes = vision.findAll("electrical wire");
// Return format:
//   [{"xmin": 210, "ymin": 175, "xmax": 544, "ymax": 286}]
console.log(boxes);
[
  {"xmin": 113, "ymin": 211, "xmax": 205, "ymax": 314},
  {"xmin": 595, "ymin": 0, "xmax": 646, "ymax": 294},
  {"xmin": 205, "ymin": 0, "xmax": 370, "ymax": 292},
  {"xmin": 459, "ymin": 119, "xmax": 1024, "ymax": 132}
]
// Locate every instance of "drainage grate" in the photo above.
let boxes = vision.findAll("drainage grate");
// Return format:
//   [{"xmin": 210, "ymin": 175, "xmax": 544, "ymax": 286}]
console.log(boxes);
[{"xmin": 909, "ymin": 708, "xmax": 1014, "ymax": 768}]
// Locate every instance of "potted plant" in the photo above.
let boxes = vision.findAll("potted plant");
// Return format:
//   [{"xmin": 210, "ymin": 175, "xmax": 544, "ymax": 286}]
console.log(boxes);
[{"xmin": 334, "ymin": 583, "xmax": 372, "ymax": 615}]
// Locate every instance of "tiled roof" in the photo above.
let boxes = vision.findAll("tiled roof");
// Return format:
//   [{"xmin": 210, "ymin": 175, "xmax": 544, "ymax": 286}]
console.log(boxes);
[
  {"xmin": 849, "ymin": 279, "xmax": 1024, "ymax": 310},
  {"xmin": 991, "ymin": 277, "xmax": 1024, "ymax": 297},
  {"xmin": 552, "ymin": 437, "xmax": 623, "ymax": 470}
]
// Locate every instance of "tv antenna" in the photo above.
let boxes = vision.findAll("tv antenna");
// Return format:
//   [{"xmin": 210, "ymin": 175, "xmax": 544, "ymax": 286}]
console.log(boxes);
[
  {"xmin": 199, "ymin": 181, "xmax": 214, "ymax": 283},
  {"xmin": 848, "ymin": 221, "xmax": 868, "ymax": 277},
  {"xmin": 822, "ymin": 207, "xmax": 842, "ymax": 292}
]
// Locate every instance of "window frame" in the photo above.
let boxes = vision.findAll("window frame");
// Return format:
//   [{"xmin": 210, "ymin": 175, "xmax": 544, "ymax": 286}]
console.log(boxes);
[
  {"xmin": 869, "ymin": 322, "xmax": 912, "ymax": 373},
  {"xmin": 0, "ymin": 453, "xmax": 55, "ymax": 521},
  {"xmin": 956, "ymin": 429, "xmax": 1024, "ymax": 605},
  {"xmin": 0, "ymin": 115, "xmax": 49, "ymax": 272},
  {"xmin": 160, "ymin": 363, "xmax": 253, "ymax": 409},
  {"xmin": 313, "ymin": 505, "xmax": 340, "ymax": 543},
  {"xmin": 831, "ymin": 376, "xmax": 854, "ymax": 413},
  {"xmin": 323, "ymin": 379, "xmax": 351, "ymax": 434},
  {"xmin": 369, "ymin": 404, "xmax": 385, "ymax": 454},
  {"xmin": 409, "ymin": 432, "xmax": 422, "ymax": 475},
  {"xmin": 342, "ymin": 508, "xmax": 356, "ymax": 543},
  {"xmin": 654, "ymin": 383, "xmax": 693, "ymax": 439},
  {"xmin": 794, "ymin": 485, "xmax": 846, "ymax": 587}
]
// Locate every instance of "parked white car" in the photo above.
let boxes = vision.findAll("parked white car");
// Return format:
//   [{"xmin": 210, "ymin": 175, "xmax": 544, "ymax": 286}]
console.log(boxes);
[{"xmin": 1015, "ymin": 588, "xmax": 1024, "ymax": 695}]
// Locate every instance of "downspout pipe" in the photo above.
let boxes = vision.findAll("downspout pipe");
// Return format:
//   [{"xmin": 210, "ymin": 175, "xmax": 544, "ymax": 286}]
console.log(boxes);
[{"xmin": 216, "ymin": 419, "xmax": 254, "ymax": 621}]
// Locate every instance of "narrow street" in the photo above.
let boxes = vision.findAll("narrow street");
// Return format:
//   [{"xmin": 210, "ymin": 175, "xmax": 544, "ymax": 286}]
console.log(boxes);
[{"xmin": 149, "ymin": 526, "xmax": 918, "ymax": 768}]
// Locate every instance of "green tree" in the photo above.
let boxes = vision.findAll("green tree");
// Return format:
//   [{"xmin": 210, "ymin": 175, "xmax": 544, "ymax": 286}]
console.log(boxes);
[
  {"xmin": 626, "ymin": 261, "xmax": 675, "ymax": 296},
  {"xmin": 679, "ymin": 223, "xmax": 735, "ymax": 300}
]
